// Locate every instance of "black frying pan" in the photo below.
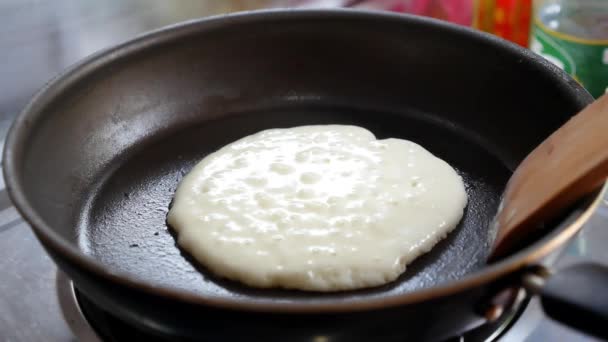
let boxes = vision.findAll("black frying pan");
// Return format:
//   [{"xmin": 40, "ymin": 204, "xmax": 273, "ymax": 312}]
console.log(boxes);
[{"xmin": 4, "ymin": 9, "xmax": 607, "ymax": 341}]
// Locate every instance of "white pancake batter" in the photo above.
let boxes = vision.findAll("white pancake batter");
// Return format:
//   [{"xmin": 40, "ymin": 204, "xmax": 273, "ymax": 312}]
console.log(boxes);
[{"xmin": 167, "ymin": 125, "xmax": 467, "ymax": 291}]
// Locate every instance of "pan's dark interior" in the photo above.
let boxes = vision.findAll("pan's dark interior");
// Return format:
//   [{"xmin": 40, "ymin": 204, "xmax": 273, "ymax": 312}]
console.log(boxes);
[
  {"xmin": 18, "ymin": 12, "xmax": 590, "ymax": 303},
  {"xmin": 79, "ymin": 105, "xmax": 509, "ymax": 301}
]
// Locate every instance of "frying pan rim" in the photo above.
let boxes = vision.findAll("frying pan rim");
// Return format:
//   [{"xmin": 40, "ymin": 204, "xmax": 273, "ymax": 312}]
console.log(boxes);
[{"xmin": 3, "ymin": 8, "xmax": 600, "ymax": 313}]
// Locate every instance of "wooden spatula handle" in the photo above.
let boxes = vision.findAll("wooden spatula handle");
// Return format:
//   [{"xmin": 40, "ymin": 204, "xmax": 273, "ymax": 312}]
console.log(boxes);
[{"xmin": 491, "ymin": 94, "xmax": 608, "ymax": 259}]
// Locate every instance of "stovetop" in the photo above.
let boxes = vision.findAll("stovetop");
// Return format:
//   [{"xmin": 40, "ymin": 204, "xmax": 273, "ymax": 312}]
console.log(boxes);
[
  {"xmin": 0, "ymin": 1, "xmax": 607, "ymax": 341},
  {"xmin": 54, "ymin": 271, "xmax": 529, "ymax": 342}
]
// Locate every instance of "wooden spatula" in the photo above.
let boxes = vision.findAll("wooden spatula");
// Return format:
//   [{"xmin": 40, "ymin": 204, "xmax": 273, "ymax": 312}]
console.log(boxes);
[{"xmin": 490, "ymin": 94, "xmax": 608, "ymax": 260}]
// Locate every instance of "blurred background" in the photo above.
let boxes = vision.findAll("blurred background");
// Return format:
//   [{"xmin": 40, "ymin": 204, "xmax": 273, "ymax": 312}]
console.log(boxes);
[
  {"xmin": 2, "ymin": 0, "xmax": 606, "ymax": 140},
  {"xmin": 0, "ymin": 1, "xmax": 606, "ymax": 341}
]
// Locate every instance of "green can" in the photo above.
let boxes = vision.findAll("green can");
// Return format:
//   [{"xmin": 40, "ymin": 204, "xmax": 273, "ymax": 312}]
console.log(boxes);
[{"xmin": 529, "ymin": 0, "xmax": 608, "ymax": 98}]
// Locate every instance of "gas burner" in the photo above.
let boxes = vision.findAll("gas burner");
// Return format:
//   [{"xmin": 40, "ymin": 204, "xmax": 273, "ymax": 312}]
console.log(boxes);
[{"xmin": 56, "ymin": 271, "xmax": 528, "ymax": 342}]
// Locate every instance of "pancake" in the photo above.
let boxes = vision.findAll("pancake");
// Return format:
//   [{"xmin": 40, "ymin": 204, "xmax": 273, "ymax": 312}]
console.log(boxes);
[{"xmin": 167, "ymin": 125, "xmax": 467, "ymax": 291}]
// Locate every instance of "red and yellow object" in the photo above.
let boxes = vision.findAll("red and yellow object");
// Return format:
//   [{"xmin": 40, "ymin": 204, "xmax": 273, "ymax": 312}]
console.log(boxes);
[{"xmin": 474, "ymin": 0, "xmax": 532, "ymax": 47}]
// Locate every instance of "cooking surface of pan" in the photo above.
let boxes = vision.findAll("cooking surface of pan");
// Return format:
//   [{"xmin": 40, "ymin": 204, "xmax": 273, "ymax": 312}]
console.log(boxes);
[{"xmin": 79, "ymin": 105, "xmax": 509, "ymax": 302}]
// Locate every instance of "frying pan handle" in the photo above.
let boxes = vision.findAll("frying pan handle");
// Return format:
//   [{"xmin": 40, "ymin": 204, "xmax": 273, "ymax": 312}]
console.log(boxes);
[{"xmin": 524, "ymin": 263, "xmax": 608, "ymax": 339}]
